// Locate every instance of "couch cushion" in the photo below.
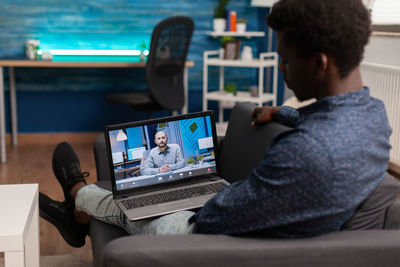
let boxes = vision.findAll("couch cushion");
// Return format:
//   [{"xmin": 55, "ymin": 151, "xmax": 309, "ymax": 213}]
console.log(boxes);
[
  {"xmin": 219, "ymin": 102, "xmax": 291, "ymax": 183},
  {"xmin": 342, "ymin": 173, "xmax": 400, "ymax": 230}
]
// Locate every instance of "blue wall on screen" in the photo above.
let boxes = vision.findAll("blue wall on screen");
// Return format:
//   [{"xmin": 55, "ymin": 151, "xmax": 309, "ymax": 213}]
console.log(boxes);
[
  {"xmin": 126, "ymin": 127, "xmax": 143, "ymax": 148},
  {"xmin": 0, "ymin": 1, "xmax": 283, "ymax": 132},
  {"xmin": 180, "ymin": 116, "xmax": 212, "ymax": 160}
]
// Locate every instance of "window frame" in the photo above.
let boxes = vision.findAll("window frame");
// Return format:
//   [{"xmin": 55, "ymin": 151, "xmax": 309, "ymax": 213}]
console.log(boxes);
[
  {"xmin": 368, "ymin": 0, "xmax": 400, "ymax": 35},
  {"xmin": 371, "ymin": 25, "xmax": 400, "ymax": 36}
]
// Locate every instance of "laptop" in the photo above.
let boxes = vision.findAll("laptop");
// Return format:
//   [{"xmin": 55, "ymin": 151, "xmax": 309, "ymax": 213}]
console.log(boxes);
[{"xmin": 104, "ymin": 110, "xmax": 230, "ymax": 221}]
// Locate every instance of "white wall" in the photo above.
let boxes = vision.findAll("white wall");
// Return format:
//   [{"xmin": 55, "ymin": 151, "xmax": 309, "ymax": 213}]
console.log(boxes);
[
  {"xmin": 364, "ymin": 36, "xmax": 400, "ymax": 67},
  {"xmin": 362, "ymin": 35, "xmax": 400, "ymax": 170}
]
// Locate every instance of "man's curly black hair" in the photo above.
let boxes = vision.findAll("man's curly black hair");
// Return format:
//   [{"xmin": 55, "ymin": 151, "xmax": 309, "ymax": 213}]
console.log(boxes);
[{"xmin": 267, "ymin": 0, "xmax": 371, "ymax": 78}]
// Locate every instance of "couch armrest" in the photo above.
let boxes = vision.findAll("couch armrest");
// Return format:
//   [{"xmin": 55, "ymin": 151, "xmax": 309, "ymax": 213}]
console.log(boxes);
[
  {"xmin": 219, "ymin": 102, "xmax": 291, "ymax": 183},
  {"xmin": 101, "ymin": 230, "xmax": 400, "ymax": 267},
  {"xmin": 217, "ymin": 135, "xmax": 224, "ymax": 155},
  {"xmin": 385, "ymin": 199, "xmax": 400, "ymax": 229},
  {"xmin": 90, "ymin": 219, "xmax": 129, "ymax": 267},
  {"xmin": 93, "ymin": 135, "xmax": 112, "ymax": 181}
]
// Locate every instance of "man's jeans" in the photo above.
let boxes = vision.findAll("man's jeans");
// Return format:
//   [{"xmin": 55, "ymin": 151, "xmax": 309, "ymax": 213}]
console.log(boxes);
[{"xmin": 75, "ymin": 184, "xmax": 195, "ymax": 235}]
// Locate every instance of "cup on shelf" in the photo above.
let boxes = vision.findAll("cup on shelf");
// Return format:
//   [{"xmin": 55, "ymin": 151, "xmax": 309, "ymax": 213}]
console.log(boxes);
[
  {"xmin": 249, "ymin": 85, "xmax": 258, "ymax": 97},
  {"xmin": 241, "ymin": 46, "xmax": 253, "ymax": 60},
  {"xmin": 237, "ymin": 23, "xmax": 246, "ymax": 33}
]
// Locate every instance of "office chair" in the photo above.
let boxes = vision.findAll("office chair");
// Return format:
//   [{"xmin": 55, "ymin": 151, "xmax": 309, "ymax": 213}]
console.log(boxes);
[{"xmin": 106, "ymin": 16, "xmax": 194, "ymax": 118}]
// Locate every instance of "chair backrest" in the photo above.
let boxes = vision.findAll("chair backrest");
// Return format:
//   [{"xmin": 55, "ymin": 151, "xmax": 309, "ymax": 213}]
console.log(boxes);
[
  {"xmin": 219, "ymin": 102, "xmax": 291, "ymax": 183},
  {"xmin": 146, "ymin": 16, "xmax": 194, "ymax": 111}
]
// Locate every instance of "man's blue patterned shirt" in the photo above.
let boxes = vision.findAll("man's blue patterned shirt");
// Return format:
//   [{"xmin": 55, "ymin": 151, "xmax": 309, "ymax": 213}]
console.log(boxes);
[{"xmin": 191, "ymin": 88, "xmax": 392, "ymax": 237}]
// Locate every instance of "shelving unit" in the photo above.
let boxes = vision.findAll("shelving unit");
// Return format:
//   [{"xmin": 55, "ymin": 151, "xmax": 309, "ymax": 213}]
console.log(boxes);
[
  {"xmin": 203, "ymin": 50, "xmax": 278, "ymax": 135},
  {"xmin": 209, "ymin": 31, "xmax": 265, "ymax": 38}
]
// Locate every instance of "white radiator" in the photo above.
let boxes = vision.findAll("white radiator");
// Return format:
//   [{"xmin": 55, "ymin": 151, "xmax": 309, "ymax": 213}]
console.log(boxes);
[{"xmin": 361, "ymin": 62, "xmax": 400, "ymax": 170}]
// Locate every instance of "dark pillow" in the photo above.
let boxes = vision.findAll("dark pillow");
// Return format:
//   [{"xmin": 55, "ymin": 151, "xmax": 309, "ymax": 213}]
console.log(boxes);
[{"xmin": 342, "ymin": 173, "xmax": 400, "ymax": 230}]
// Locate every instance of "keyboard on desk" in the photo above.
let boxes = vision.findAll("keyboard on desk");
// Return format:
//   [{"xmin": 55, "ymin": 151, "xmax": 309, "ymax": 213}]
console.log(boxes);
[{"xmin": 121, "ymin": 182, "xmax": 226, "ymax": 210}]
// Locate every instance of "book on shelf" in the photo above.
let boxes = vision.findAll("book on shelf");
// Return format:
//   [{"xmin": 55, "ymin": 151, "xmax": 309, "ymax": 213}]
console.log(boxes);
[
  {"xmin": 226, "ymin": 10, "xmax": 237, "ymax": 32},
  {"xmin": 230, "ymin": 11, "xmax": 237, "ymax": 32}
]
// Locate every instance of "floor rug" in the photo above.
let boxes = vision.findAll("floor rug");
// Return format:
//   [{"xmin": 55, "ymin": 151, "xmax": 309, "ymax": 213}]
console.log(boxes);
[{"xmin": 0, "ymin": 253, "xmax": 81, "ymax": 267}]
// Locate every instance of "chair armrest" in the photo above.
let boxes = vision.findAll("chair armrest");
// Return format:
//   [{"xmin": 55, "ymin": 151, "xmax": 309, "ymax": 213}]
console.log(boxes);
[{"xmin": 101, "ymin": 230, "xmax": 400, "ymax": 267}]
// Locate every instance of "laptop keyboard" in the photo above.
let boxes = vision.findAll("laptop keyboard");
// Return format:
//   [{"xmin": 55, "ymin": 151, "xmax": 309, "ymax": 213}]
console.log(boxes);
[{"xmin": 121, "ymin": 182, "xmax": 226, "ymax": 210}]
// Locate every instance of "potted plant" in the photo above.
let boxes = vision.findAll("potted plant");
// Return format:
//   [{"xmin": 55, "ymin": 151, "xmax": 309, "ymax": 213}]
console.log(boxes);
[
  {"xmin": 197, "ymin": 155, "xmax": 204, "ymax": 165},
  {"xmin": 139, "ymin": 41, "xmax": 147, "ymax": 62},
  {"xmin": 224, "ymin": 82, "xmax": 237, "ymax": 95},
  {"xmin": 237, "ymin": 18, "xmax": 247, "ymax": 33},
  {"xmin": 186, "ymin": 157, "xmax": 195, "ymax": 167},
  {"xmin": 213, "ymin": 0, "xmax": 230, "ymax": 32}
]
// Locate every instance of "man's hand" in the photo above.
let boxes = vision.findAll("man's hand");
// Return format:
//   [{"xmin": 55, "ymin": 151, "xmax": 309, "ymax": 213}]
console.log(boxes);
[
  {"xmin": 251, "ymin": 106, "xmax": 281, "ymax": 126},
  {"xmin": 159, "ymin": 164, "xmax": 172, "ymax": 173}
]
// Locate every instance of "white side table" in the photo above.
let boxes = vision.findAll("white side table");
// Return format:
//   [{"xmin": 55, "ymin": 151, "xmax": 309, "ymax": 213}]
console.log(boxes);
[{"xmin": 0, "ymin": 184, "xmax": 39, "ymax": 267}]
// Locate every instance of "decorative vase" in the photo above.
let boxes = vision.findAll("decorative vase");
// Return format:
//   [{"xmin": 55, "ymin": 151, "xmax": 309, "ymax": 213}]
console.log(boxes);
[
  {"xmin": 237, "ymin": 23, "xmax": 247, "ymax": 33},
  {"xmin": 213, "ymin": 18, "xmax": 226, "ymax": 32}
]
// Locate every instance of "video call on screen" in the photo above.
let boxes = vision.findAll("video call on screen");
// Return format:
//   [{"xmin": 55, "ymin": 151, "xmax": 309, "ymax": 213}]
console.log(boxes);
[{"xmin": 109, "ymin": 115, "xmax": 217, "ymax": 190}]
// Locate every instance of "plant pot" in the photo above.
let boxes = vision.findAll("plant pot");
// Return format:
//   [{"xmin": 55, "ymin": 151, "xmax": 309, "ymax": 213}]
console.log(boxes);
[
  {"xmin": 237, "ymin": 23, "xmax": 247, "ymax": 33},
  {"xmin": 213, "ymin": 18, "xmax": 226, "ymax": 32}
]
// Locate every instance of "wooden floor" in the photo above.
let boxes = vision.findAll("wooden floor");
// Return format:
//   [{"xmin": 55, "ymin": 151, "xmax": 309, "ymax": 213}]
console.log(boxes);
[{"xmin": 0, "ymin": 133, "xmax": 102, "ymax": 266}]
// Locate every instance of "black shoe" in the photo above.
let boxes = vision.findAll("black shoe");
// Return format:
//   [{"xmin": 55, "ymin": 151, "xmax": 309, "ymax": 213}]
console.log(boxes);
[
  {"xmin": 52, "ymin": 142, "xmax": 88, "ymax": 203},
  {"xmin": 39, "ymin": 192, "xmax": 88, "ymax": 248}
]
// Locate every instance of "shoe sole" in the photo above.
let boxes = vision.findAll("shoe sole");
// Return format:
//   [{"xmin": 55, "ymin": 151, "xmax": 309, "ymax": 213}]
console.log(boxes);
[{"xmin": 39, "ymin": 207, "xmax": 85, "ymax": 248}]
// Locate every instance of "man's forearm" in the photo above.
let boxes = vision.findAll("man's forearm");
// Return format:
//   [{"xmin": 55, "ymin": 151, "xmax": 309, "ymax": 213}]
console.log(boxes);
[
  {"xmin": 140, "ymin": 167, "xmax": 158, "ymax": 175},
  {"xmin": 170, "ymin": 160, "xmax": 185, "ymax": 171}
]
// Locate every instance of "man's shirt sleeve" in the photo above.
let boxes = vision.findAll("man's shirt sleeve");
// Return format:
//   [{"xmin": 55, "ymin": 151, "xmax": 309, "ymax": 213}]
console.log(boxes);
[
  {"xmin": 191, "ymin": 129, "xmax": 333, "ymax": 235},
  {"xmin": 276, "ymin": 106, "xmax": 299, "ymax": 127},
  {"xmin": 170, "ymin": 146, "xmax": 185, "ymax": 171}
]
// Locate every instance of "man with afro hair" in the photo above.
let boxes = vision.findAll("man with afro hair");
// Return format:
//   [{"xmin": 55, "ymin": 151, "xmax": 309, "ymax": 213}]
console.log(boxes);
[{"xmin": 39, "ymin": 0, "xmax": 391, "ymax": 247}]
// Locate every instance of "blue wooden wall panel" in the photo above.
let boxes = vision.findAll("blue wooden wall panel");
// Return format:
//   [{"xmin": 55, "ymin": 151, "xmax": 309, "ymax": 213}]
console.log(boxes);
[{"xmin": 0, "ymin": 1, "xmax": 280, "ymax": 132}]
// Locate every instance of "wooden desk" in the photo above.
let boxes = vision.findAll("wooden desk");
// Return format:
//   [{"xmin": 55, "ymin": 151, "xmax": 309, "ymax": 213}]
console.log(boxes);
[
  {"xmin": 0, "ymin": 184, "xmax": 39, "ymax": 267},
  {"xmin": 0, "ymin": 60, "xmax": 194, "ymax": 163}
]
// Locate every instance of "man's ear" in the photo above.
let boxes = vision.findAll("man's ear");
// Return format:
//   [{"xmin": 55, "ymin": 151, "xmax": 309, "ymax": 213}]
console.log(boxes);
[{"xmin": 314, "ymin": 53, "xmax": 329, "ymax": 74}]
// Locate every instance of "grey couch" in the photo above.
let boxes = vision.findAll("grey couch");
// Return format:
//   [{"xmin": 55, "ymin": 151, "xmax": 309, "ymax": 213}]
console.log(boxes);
[{"xmin": 90, "ymin": 102, "xmax": 400, "ymax": 267}]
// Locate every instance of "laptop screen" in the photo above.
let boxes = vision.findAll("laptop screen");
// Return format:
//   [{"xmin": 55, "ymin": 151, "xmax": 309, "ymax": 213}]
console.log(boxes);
[{"xmin": 106, "ymin": 112, "xmax": 218, "ymax": 192}]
